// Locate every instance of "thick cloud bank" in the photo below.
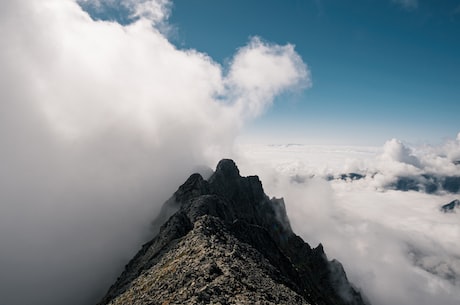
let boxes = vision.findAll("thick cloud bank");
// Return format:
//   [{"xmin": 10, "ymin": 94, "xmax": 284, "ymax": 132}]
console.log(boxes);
[
  {"xmin": 0, "ymin": 1, "xmax": 308, "ymax": 304},
  {"xmin": 236, "ymin": 134, "xmax": 460, "ymax": 305}
]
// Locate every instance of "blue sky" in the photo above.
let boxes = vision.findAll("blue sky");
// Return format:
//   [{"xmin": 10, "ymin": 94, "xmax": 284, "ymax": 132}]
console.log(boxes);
[{"xmin": 82, "ymin": 0, "xmax": 460, "ymax": 145}]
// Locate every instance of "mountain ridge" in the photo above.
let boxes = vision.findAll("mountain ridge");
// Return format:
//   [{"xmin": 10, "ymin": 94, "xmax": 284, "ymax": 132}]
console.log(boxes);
[{"xmin": 97, "ymin": 159, "xmax": 367, "ymax": 305}]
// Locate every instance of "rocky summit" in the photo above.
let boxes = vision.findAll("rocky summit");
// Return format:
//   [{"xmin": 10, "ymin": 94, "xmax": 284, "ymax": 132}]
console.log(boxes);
[{"xmin": 97, "ymin": 159, "xmax": 368, "ymax": 305}]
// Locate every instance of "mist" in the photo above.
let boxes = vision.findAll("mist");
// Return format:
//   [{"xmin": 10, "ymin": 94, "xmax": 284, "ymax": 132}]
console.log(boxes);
[
  {"xmin": 0, "ymin": 1, "xmax": 308, "ymax": 304},
  {"xmin": 235, "ymin": 136, "xmax": 460, "ymax": 305}
]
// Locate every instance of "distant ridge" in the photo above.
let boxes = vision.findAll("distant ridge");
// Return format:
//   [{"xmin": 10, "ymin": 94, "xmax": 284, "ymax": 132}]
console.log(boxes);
[
  {"xmin": 325, "ymin": 172, "xmax": 460, "ymax": 194},
  {"xmin": 97, "ymin": 159, "xmax": 368, "ymax": 305},
  {"xmin": 441, "ymin": 199, "xmax": 460, "ymax": 213}
]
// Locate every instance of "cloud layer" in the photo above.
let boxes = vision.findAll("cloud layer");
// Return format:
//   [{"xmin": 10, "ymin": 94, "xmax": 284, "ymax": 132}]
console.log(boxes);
[
  {"xmin": 0, "ymin": 1, "xmax": 308, "ymax": 304},
  {"xmin": 236, "ymin": 134, "xmax": 460, "ymax": 305}
]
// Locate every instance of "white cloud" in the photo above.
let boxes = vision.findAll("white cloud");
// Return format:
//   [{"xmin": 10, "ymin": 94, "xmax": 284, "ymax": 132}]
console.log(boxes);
[
  {"xmin": 381, "ymin": 139, "xmax": 421, "ymax": 167},
  {"xmin": 448, "ymin": 132, "xmax": 460, "ymax": 161},
  {"xmin": 237, "ymin": 133, "xmax": 460, "ymax": 191},
  {"xmin": 77, "ymin": 0, "xmax": 171, "ymax": 23},
  {"xmin": 129, "ymin": 0, "xmax": 171, "ymax": 22},
  {"xmin": 235, "ymin": 136, "xmax": 460, "ymax": 305},
  {"xmin": 374, "ymin": 138, "xmax": 423, "ymax": 182},
  {"xmin": 228, "ymin": 37, "xmax": 310, "ymax": 117},
  {"xmin": 0, "ymin": 1, "xmax": 309, "ymax": 304}
]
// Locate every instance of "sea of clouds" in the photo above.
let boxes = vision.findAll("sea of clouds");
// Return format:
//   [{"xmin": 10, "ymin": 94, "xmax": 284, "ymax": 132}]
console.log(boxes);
[
  {"xmin": 235, "ymin": 137, "xmax": 460, "ymax": 305},
  {"xmin": 1, "ymin": 1, "xmax": 459, "ymax": 305}
]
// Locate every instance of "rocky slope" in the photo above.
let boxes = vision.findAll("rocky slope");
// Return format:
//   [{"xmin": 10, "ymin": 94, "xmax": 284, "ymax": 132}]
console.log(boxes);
[
  {"xmin": 441, "ymin": 199, "xmax": 460, "ymax": 213},
  {"xmin": 97, "ymin": 159, "xmax": 367, "ymax": 305}
]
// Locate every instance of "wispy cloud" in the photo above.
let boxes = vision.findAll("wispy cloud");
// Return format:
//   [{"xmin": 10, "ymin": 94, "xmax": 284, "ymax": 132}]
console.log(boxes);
[
  {"xmin": 453, "ymin": 4, "xmax": 460, "ymax": 15},
  {"xmin": 392, "ymin": 0, "xmax": 418, "ymax": 10}
]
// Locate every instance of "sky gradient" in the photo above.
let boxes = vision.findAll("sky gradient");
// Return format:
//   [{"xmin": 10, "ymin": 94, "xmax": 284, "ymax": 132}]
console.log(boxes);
[{"xmin": 165, "ymin": 0, "xmax": 460, "ymax": 145}]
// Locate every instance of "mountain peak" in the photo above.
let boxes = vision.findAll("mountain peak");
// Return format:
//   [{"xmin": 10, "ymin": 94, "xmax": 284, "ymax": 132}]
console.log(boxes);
[
  {"xmin": 97, "ymin": 159, "xmax": 368, "ymax": 305},
  {"xmin": 213, "ymin": 158, "xmax": 240, "ymax": 178}
]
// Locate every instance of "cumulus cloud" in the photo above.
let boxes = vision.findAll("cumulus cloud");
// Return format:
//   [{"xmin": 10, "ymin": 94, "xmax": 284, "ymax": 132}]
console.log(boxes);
[
  {"xmin": 0, "ymin": 1, "xmax": 309, "ymax": 304},
  {"xmin": 369, "ymin": 139, "xmax": 423, "ymax": 187},
  {"xmin": 375, "ymin": 136, "xmax": 460, "ymax": 190},
  {"xmin": 444, "ymin": 132, "xmax": 460, "ymax": 162},
  {"xmin": 381, "ymin": 138, "xmax": 421, "ymax": 168},
  {"xmin": 227, "ymin": 37, "xmax": 310, "ymax": 117}
]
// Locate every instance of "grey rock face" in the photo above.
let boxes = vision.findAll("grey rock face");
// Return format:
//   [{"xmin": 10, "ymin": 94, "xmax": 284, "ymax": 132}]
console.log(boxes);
[
  {"xmin": 97, "ymin": 159, "xmax": 367, "ymax": 305},
  {"xmin": 441, "ymin": 199, "xmax": 460, "ymax": 213}
]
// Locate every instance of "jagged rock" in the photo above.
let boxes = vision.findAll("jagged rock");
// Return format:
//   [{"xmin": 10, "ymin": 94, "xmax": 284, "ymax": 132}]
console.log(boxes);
[
  {"xmin": 97, "ymin": 159, "xmax": 367, "ymax": 305},
  {"xmin": 440, "ymin": 199, "xmax": 460, "ymax": 213}
]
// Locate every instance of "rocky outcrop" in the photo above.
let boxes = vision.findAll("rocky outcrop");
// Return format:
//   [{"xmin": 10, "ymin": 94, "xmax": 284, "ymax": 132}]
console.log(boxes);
[
  {"xmin": 97, "ymin": 159, "xmax": 367, "ymax": 305},
  {"xmin": 441, "ymin": 199, "xmax": 460, "ymax": 213}
]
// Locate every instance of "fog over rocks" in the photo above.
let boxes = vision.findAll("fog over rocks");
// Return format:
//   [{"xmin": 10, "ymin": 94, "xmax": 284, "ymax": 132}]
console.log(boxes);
[{"xmin": 0, "ymin": 1, "xmax": 308, "ymax": 304}]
